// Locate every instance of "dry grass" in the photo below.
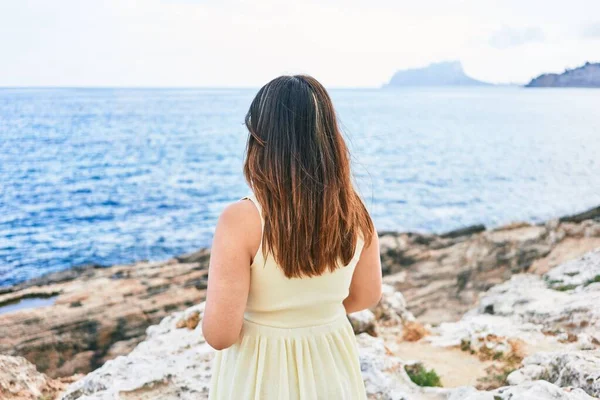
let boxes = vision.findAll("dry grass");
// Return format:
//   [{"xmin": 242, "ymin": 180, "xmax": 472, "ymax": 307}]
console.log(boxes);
[{"xmin": 402, "ymin": 321, "xmax": 429, "ymax": 342}]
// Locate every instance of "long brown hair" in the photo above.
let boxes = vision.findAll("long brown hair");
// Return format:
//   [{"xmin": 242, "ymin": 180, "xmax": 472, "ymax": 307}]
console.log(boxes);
[{"xmin": 244, "ymin": 75, "xmax": 374, "ymax": 278}]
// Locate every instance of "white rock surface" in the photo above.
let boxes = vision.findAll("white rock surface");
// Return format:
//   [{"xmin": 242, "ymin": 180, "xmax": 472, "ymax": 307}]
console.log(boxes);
[
  {"xmin": 545, "ymin": 249, "xmax": 600, "ymax": 288},
  {"xmin": 61, "ymin": 251, "xmax": 600, "ymax": 400},
  {"xmin": 349, "ymin": 309, "xmax": 377, "ymax": 334},
  {"xmin": 1, "ymin": 355, "xmax": 48, "ymax": 397},
  {"xmin": 428, "ymin": 250, "xmax": 600, "ymax": 355},
  {"xmin": 447, "ymin": 380, "xmax": 595, "ymax": 400},
  {"xmin": 0, "ymin": 355, "xmax": 74, "ymax": 400},
  {"xmin": 508, "ymin": 351, "xmax": 600, "ymax": 398},
  {"xmin": 61, "ymin": 301, "xmax": 599, "ymax": 400},
  {"xmin": 357, "ymin": 334, "xmax": 441, "ymax": 400},
  {"xmin": 371, "ymin": 284, "xmax": 416, "ymax": 326},
  {"xmin": 61, "ymin": 303, "xmax": 213, "ymax": 400},
  {"xmin": 61, "ymin": 302, "xmax": 443, "ymax": 400},
  {"xmin": 349, "ymin": 284, "xmax": 417, "ymax": 335}
]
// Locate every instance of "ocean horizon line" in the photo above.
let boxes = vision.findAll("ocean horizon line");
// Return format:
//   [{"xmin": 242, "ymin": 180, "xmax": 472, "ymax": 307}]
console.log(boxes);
[{"xmin": 0, "ymin": 84, "xmax": 528, "ymax": 91}]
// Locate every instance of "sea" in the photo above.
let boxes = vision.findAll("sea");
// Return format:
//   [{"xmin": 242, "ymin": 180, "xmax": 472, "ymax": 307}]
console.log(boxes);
[{"xmin": 1, "ymin": 87, "xmax": 600, "ymax": 287}]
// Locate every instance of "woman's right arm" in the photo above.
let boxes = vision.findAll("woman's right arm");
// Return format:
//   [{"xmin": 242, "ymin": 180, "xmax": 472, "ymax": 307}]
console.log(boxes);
[{"xmin": 343, "ymin": 232, "xmax": 382, "ymax": 314}]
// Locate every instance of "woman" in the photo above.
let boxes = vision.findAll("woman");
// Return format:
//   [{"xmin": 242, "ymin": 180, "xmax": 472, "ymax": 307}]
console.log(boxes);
[{"xmin": 203, "ymin": 75, "xmax": 382, "ymax": 399}]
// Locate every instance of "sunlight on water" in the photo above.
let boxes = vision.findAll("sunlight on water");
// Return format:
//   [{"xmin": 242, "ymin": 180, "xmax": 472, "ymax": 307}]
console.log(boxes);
[{"xmin": 1, "ymin": 87, "xmax": 600, "ymax": 286}]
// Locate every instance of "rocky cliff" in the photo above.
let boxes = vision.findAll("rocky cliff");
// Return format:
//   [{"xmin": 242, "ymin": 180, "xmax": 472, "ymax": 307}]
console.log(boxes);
[
  {"xmin": 384, "ymin": 61, "xmax": 492, "ymax": 87},
  {"xmin": 526, "ymin": 62, "xmax": 600, "ymax": 88},
  {"xmin": 1, "ymin": 205, "xmax": 599, "ymax": 381},
  {"xmin": 58, "ymin": 249, "xmax": 600, "ymax": 399},
  {"xmin": 1, "ymin": 205, "xmax": 600, "ymax": 399}
]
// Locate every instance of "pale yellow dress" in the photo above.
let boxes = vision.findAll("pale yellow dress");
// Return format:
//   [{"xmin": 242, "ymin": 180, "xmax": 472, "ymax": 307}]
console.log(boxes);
[{"xmin": 209, "ymin": 194, "xmax": 367, "ymax": 400}]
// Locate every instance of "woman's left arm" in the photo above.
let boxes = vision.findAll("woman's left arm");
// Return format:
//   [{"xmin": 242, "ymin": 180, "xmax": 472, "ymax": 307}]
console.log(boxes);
[{"xmin": 202, "ymin": 201, "xmax": 259, "ymax": 350}]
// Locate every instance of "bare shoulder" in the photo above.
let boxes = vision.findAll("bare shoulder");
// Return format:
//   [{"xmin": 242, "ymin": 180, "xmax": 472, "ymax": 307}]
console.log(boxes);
[
  {"xmin": 219, "ymin": 199, "xmax": 260, "ymax": 225},
  {"xmin": 358, "ymin": 229, "xmax": 380, "ymax": 260},
  {"xmin": 215, "ymin": 199, "xmax": 262, "ymax": 257}
]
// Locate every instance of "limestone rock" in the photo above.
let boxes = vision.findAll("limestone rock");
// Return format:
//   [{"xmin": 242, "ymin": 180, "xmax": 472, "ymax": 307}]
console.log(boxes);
[
  {"xmin": 62, "ymin": 300, "xmax": 598, "ymax": 400},
  {"xmin": 381, "ymin": 211, "xmax": 600, "ymax": 324},
  {"xmin": 0, "ymin": 258, "xmax": 208, "ymax": 377},
  {"xmin": 507, "ymin": 351, "xmax": 600, "ymax": 397},
  {"xmin": 62, "ymin": 303, "xmax": 441, "ymax": 400},
  {"xmin": 371, "ymin": 284, "xmax": 415, "ymax": 326},
  {"xmin": 356, "ymin": 333, "xmax": 444, "ymax": 400},
  {"xmin": 0, "ymin": 355, "xmax": 77, "ymax": 400},
  {"xmin": 3, "ymin": 204, "xmax": 600, "ymax": 383},
  {"xmin": 427, "ymin": 250, "xmax": 600, "ymax": 360},
  {"xmin": 349, "ymin": 310, "xmax": 377, "ymax": 335},
  {"xmin": 544, "ymin": 249, "xmax": 600, "ymax": 289},
  {"xmin": 447, "ymin": 380, "xmax": 595, "ymax": 400},
  {"xmin": 0, "ymin": 355, "xmax": 47, "ymax": 398},
  {"xmin": 61, "ymin": 303, "xmax": 212, "ymax": 400}
]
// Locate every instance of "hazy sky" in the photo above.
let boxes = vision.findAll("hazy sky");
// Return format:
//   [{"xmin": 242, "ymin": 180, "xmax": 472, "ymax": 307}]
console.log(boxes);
[{"xmin": 1, "ymin": 0, "xmax": 599, "ymax": 87}]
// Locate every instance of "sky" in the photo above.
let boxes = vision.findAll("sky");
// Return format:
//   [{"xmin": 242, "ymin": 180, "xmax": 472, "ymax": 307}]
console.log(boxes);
[{"xmin": 1, "ymin": 0, "xmax": 599, "ymax": 87}]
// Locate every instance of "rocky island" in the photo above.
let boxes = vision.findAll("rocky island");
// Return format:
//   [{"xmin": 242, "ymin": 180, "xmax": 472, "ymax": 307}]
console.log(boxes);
[
  {"xmin": 526, "ymin": 62, "xmax": 600, "ymax": 88},
  {"xmin": 1, "ymin": 205, "xmax": 600, "ymax": 399},
  {"xmin": 383, "ymin": 61, "xmax": 492, "ymax": 87}
]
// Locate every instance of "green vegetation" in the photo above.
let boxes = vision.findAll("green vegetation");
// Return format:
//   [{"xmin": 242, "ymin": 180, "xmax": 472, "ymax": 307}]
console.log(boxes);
[
  {"xmin": 585, "ymin": 275, "xmax": 600, "ymax": 286},
  {"xmin": 553, "ymin": 284, "xmax": 577, "ymax": 292},
  {"xmin": 460, "ymin": 339, "xmax": 474, "ymax": 354},
  {"xmin": 405, "ymin": 363, "xmax": 442, "ymax": 387},
  {"xmin": 477, "ymin": 366, "xmax": 517, "ymax": 390}
]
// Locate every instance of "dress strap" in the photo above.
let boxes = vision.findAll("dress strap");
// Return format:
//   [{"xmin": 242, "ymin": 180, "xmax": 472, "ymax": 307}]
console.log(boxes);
[
  {"xmin": 242, "ymin": 194, "xmax": 265, "ymax": 265},
  {"xmin": 242, "ymin": 193, "xmax": 264, "ymax": 229}
]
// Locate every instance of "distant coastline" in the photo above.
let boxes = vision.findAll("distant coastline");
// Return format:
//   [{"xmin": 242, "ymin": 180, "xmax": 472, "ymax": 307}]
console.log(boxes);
[
  {"xmin": 384, "ymin": 60, "xmax": 600, "ymax": 89},
  {"xmin": 383, "ymin": 61, "xmax": 492, "ymax": 87},
  {"xmin": 525, "ymin": 62, "xmax": 600, "ymax": 88}
]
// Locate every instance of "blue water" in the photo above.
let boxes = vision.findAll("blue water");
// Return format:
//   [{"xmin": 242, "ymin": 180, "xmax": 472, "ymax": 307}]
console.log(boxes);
[
  {"xmin": 1, "ymin": 87, "xmax": 600, "ymax": 287},
  {"xmin": 0, "ymin": 296, "xmax": 58, "ymax": 315}
]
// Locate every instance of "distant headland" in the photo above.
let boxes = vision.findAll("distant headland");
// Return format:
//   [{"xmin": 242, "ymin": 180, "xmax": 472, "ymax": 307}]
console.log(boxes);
[
  {"xmin": 383, "ymin": 61, "xmax": 492, "ymax": 87},
  {"xmin": 526, "ymin": 62, "xmax": 600, "ymax": 88}
]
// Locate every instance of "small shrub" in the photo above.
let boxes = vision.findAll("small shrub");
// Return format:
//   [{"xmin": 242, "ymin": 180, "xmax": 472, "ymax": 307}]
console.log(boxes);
[
  {"xmin": 460, "ymin": 339, "xmax": 471, "ymax": 352},
  {"xmin": 405, "ymin": 363, "xmax": 442, "ymax": 387},
  {"xmin": 402, "ymin": 321, "xmax": 429, "ymax": 342},
  {"xmin": 585, "ymin": 275, "xmax": 600, "ymax": 286},
  {"xmin": 553, "ymin": 284, "xmax": 577, "ymax": 292},
  {"xmin": 477, "ymin": 365, "xmax": 516, "ymax": 390}
]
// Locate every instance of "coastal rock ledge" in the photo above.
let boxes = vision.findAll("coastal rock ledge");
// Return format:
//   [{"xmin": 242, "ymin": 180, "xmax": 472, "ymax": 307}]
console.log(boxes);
[
  {"xmin": 2, "ymin": 205, "xmax": 600, "ymax": 381},
  {"xmin": 59, "ymin": 250, "xmax": 600, "ymax": 399},
  {"xmin": 1, "ymin": 205, "xmax": 599, "ymax": 399}
]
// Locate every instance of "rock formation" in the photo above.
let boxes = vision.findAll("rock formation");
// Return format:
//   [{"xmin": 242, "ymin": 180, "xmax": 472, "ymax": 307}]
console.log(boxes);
[
  {"xmin": 383, "ymin": 61, "xmax": 492, "ymax": 87},
  {"xmin": 0, "ymin": 355, "xmax": 79, "ymax": 399},
  {"xmin": 1, "ymin": 206, "xmax": 599, "ymax": 380},
  {"xmin": 381, "ymin": 212, "xmax": 600, "ymax": 323},
  {"xmin": 61, "ymin": 249, "xmax": 600, "ymax": 399},
  {"xmin": 0, "ymin": 250, "xmax": 210, "ymax": 377},
  {"xmin": 526, "ymin": 62, "xmax": 600, "ymax": 88}
]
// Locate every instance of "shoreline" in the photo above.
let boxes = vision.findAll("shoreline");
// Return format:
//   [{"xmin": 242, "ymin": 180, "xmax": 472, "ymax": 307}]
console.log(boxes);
[
  {"xmin": 0, "ymin": 204, "xmax": 599, "ymax": 380},
  {"xmin": 2, "ymin": 203, "xmax": 598, "ymax": 303}
]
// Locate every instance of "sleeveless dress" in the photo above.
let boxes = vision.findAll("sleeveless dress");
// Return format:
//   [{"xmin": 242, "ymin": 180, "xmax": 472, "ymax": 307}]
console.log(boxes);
[{"xmin": 209, "ymin": 194, "xmax": 367, "ymax": 400}]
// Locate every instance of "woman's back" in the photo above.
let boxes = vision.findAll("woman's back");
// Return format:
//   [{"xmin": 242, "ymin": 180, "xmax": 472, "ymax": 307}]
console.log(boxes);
[
  {"xmin": 209, "ymin": 197, "xmax": 367, "ymax": 400},
  {"xmin": 203, "ymin": 75, "xmax": 382, "ymax": 399},
  {"xmin": 243, "ymin": 194, "xmax": 365, "ymax": 328}
]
